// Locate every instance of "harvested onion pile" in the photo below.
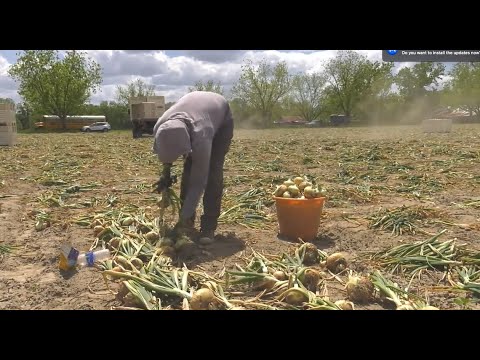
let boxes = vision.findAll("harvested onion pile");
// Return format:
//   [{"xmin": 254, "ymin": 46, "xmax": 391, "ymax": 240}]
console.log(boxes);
[{"xmin": 273, "ymin": 176, "xmax": 327, "ymax": 199}]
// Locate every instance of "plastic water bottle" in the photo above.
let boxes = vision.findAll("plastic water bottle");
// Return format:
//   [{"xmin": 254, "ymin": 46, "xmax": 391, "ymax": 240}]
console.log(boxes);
[{"xmin": 77, "ymin": 249, "xmax": 111, "ymax": 267}]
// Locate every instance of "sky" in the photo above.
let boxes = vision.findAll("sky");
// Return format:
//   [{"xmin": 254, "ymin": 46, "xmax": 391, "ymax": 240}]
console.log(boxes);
[{"xmin": 0, "ymin": 50, "xmax": 453, "ymax": 104}]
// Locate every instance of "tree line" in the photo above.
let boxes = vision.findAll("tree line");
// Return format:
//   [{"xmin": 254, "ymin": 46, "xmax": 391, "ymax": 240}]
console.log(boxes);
[
  {"xmin": 227, "ymin": 53, "xmax": 480, "ymax": 127},
  {"xmin": 3, "ymin": 50, "xmax": 480, "ymax": 130}
]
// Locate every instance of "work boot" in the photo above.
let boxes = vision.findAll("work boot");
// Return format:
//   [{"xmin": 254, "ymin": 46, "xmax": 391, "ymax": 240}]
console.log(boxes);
[{"xmin": 199, "ymin": 230, "xmax": 215, "ymax": 245}]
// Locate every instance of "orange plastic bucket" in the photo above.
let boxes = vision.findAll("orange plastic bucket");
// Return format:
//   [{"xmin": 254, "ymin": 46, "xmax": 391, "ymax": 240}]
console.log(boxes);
[{"xmin": 274, "ymin": 197, "xmax": 326, "ymax": 242}]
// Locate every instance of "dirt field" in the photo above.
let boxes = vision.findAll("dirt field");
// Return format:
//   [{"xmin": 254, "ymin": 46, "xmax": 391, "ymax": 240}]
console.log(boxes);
[{"xmin": 1, "ymin": 124, "xmax": 480, "ymax": 310}]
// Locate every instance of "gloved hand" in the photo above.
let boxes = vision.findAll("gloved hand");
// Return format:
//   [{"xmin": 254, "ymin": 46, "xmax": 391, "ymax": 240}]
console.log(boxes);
[
  {"xmin": 153, "ymin": 175, "xmax": 177, "ymax": 193},
  {"xmin": 153, "ymin": 164, "xmax": 177, "ymax": 193}
]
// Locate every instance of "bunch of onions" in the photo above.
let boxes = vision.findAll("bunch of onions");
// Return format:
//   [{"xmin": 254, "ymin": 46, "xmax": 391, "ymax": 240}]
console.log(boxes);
[{"xmin": 273, "ymin": 176, "xmax": 327, "ymax": 199}]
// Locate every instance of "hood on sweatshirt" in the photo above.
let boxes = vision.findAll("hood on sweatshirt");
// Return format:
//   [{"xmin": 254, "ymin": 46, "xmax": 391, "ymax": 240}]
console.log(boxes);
[{"xmin": 153, "ymin": 118, "xmax": 192, "ymax": 163}]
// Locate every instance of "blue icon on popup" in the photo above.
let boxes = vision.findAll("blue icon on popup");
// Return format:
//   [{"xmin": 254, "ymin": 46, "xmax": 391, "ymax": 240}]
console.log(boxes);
[{"xmin": 387, "ymin": 50, "xmax": 398, "ymax": 56}]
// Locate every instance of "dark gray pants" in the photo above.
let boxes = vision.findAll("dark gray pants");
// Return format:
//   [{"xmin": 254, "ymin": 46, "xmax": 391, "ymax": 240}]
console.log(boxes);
[{"xmin": 179, "ymin": 113, "xmax": 233, "ymax": 232}]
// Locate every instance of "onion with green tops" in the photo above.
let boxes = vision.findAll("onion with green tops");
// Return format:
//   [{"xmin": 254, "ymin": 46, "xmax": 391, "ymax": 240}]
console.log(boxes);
[
  {"xmin": 346, "ymin": 274, "xmax": 374, "ymax": 303},
  {"xmin": 326, "ymin": 253, "xmax": 348, "ymax": 273},
  {"xmin": 190, "ymin": 288, "xmax": 215, "ymax": 310},
  {"xmin": 281, "ymin": 287, "xmax": 310, "ymax": 306},
  {"xmin": 300, "ymin": 269, "xmax": 323, "ymax": 291}
]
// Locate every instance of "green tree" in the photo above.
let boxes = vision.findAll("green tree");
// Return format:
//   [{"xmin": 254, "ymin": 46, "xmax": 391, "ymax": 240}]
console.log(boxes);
[
  {"xmin": 115, "ymin": 78, "xmax": 156, "ymax": 106},
  {"xmin": 444, "ymin": 62, "xmax": 480, "ymax": 117},
  {"xmin": 15, "ymin": 102, "xmax": 33, "ymax": 130},
  {"xmin": 231, "ymin": 59, "xmax": 291, "ymax": 127},
  {"xmin": 188, "ymin": 79, "xmax": 224, "ymax": 95},
  {"xmin": 323, "ymin": 50, "xmax": 394, "ymax": 117},
  {"xmin": 291, "ymin": 72, "xmax": 327, "ymax": 121},
  {"xmin": 394, "ymin": 62, "xmax": 445, "ymax": 122},
  {"xmin": 100, "ymin": 101, "xmax": 130, "ymax": 129},
  {"xmin": 395, "ymin": 62, "xmax": 445, "ymax": 101},
  {"xmin": 80, "ymin": 101, "xmax": 131, "ymax": 129},
  {"xmin": 8, "ymin": 50, "xmax": 102, "ymax": 130},
  {"xmin": 0, "ymin": 98, "xmax": 15, "ymax": 104}
]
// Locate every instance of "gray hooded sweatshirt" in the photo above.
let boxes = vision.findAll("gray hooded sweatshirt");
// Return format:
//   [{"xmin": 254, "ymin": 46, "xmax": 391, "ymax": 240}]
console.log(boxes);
[{"xmin": 152, "ymin": 91, "xmax": 231, "ymax": 220}]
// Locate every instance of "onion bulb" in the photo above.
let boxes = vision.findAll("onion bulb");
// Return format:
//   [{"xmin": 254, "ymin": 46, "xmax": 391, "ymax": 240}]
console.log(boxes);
[
  {"xmin": 114, "ymin": 255, "xmax": 131, "ymax": 270},
  {"xmin": 130, "ymin": 257, "xmax": 144, "ymax": 270},
  {"xmin": 281, "ymin": 287, "xmax": 309, "ymax": 306},
  {"xmin": 326, "ymin": 252, "xmax": 348, "ymax": 273},
  {"xmin": 287, "ymin": 185, "xmax": 300, "ymax": 197},
  {"xmin": 303, "ymin": 186, "xmax": 314, "ymax": 199},
  {"xmin": 35, "ymin": 221, "xmax": 47, "ymax": 231},
  {"xmin": 273, "ymin": 270, "xmax": 287, "ymax": 281},
  {"xmin": 293, "ymin": 177, "xmax": 305, "ymax": 186},
  {"xmin": 283, "ymin": 180, "xmax": 295, "ymax": 187},
  {"xmin": 282, "ymin": 191, "xmax": 292, "ymax": 198},
  {"xmin": 93, "ymin": 225, "xmax": 104, "ymax": 236},
  {"xmin": 299, "ymin": 243, "xmax": 320, "ymax": 265},
  {"xmin": 254, "ymin": 276, "xmax": 278, "ymax": 291},
  {"xmin": 190, "ymin": 288, "xmax": 215, "ymax": 310},
  {"xmin": 121, "ymin": 217, "xmax": 134, "ymax": 226},
  {"xmin": 345, "ymin": 274, "xmax": 374, "ymax": 303},
  {"xmin": 156, "ymin": 246, "xmax": 175, "ymax": 258},
  {"xmin": 396, "ymin": 304, "xmax": 415, "ymax": 310},
  {"xmin": 300, "ymin": 269, "xmax": 323, "ymax": 291},
  {"xmin": 335, "ymin": 300, "xmax": 355, "ymax": 310},
  {"xmin": 274, "ymin": 184, "xmax": 288, "ymax": 197},
  {"xmin": 108, "ymin": 237, "xmax": 121, "ymax": 250},
  {"xmin": 298, "ymin": 181, "xmax": 309, "ymax": 191},
  {"xmin": 145, "ymin": 231, "xmax": 159, "ymax": 243}
]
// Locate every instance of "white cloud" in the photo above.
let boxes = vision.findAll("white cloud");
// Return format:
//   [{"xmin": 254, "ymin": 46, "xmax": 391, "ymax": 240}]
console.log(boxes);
[
  {"xmin": 0, "ymin": 55, "xmax": 19, "ymax": 101},
  {"xmin": 87, "ymin": 50, "xmax": 169, "ymax": 77},
  {"xmin": 177, "ymin": 50, "xmax": 248, "ymax": 63},
  {"xmin": 0, "ymin": 55, "xmax": 9, "ymax": 76},
  {"xmin": 0, "ymin": 50, "xmax": 454, "ymax": 104}
]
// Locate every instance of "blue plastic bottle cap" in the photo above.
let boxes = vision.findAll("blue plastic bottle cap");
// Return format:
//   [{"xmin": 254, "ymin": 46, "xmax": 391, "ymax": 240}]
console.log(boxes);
[{"xmin": 86, "ymin": 251, "xmax": 95, "ymax": 267}]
